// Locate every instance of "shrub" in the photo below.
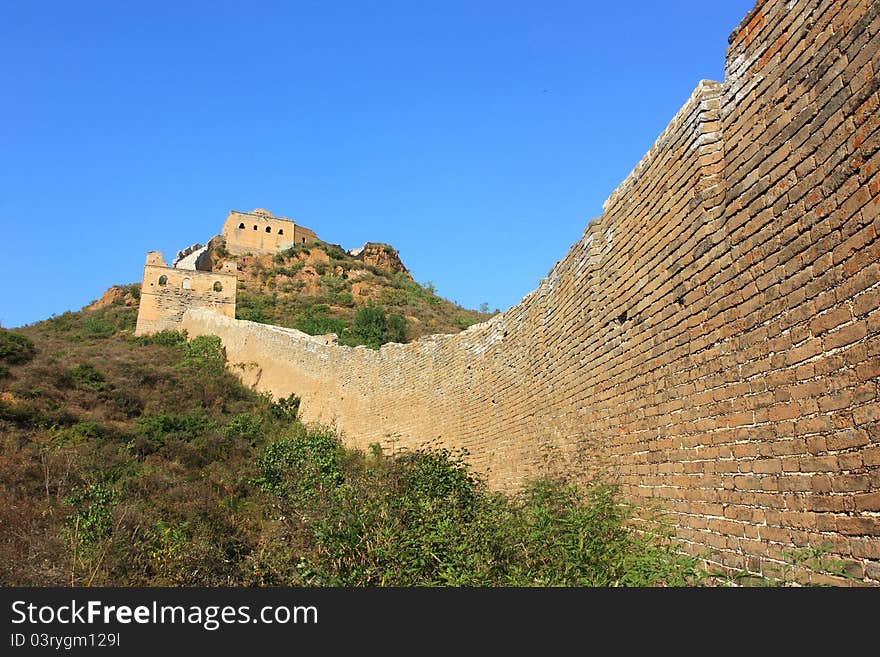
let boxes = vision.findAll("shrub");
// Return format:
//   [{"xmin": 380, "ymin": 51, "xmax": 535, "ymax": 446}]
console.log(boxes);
[
  {"xmin": 64, "ymin": 483, "xmax": 117, "ymax": 549},
  {"xmin": 61, "ymin": 363, "xmax": 106, "ymax": 391},
  {"xmin": 238, "ymin": 308, "xmax": 269, "ymax": 323},
  {"xmin": 50, "ymin": 421, "xmax": 101, "ymax": 444},
  {"xmin": 135, "ymin": 330, "xmax": 187, "ymax": 347},
  {"xmin": 136, "ymin": 411, "xmax": 213, "ymax": 448},
  {"xmin": 0, "ymin": 329, "xmax": 36, "ymax": 365},
  {"xmin": 294, "ymin": 309, "xmax": 346, "ymax": 337},
  {"xmin": 236, "ymin": 291, "xmax": 276, "ymax": 324},
  {"xmin": 269, "ymin": 394, "xmax": 301, "ymax": 422},
  {"xmin": 347, "ymin": 302, "xmax": 407, "ymax": 349},
  {"xmin": 249, "ymin": 433, "xmax": 705, "ymax": 587},
  {"xmin": 111, "ymin": 390, "xmax": 144, "ymax": 418},
  {"xmin": 334, "ymin": 292, "xmax": 354, "ymax": 307},
  {"xmin": 177, "ymin": 335, "xmax": 225, "ymax": 374},
  {"xmin": 273, "ymin": 262, "xmax": 305, "ymax": 277},
  {"xmin": 507, "ymin": 480, "xmax": 702, "ymax": 586},
  {"xmin": 223, "ymin": 413, "xmax": 265, "ymax": 440},
  {"xmin": 81, "ymin": 316, "xmax": 115, "ymax": 339},
  {"xmin": 252, "ymin": 426, "xmax": 344, "ymax": 507},
  {"xmin": 379, "ymin": 287, "xmax": 409, "ymax": 306}
]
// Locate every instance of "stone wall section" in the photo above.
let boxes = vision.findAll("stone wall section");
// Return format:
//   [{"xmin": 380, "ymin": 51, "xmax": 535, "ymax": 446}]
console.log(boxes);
[{"xmin": 182, "ymin": 0, "xmax": 880, "ymax": 582}]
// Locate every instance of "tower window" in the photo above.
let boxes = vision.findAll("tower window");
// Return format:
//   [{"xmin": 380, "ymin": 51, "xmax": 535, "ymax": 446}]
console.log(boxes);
[
  {"xmin": 253, "ymin": 225, "xmax": 258, "ymax": 230},
  {"xmin": 158, "ymin": 275, "xmax": 168, "ymax": 286},
  {"xmin": 278, "ymin": 228, "xmax": 284, "ymax": 235},
  {"xmin": 238, "ymin": 222, "xmax": 245, "ymax": 229},
  {"xmin": 266, "ymin": 226, "xmax": 272, "ymax": 233},
  {"xmin": 213, "ymin": 281, "xmax": 223, "ymax": 292}
]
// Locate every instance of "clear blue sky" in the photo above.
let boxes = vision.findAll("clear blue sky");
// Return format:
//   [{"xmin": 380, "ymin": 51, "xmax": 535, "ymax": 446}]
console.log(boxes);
[{"xmin": 1, "ymin": 1, "xmax": 756, "ymax": 328}]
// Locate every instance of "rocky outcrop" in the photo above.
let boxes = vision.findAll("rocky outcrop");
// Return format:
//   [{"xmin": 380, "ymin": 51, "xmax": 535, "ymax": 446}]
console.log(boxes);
[
  {"xmin": 83, "ymin": 285, "xmax": 139, "ymax": 311},
  {"xmin": 356, "ymin": 242, "xmax": 411, "ymax": 278}
]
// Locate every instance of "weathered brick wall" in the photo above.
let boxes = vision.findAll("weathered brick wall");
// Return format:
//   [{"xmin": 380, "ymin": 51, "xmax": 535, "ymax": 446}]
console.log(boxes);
[
  {"xmin": 182, "ymin": 0, "xmax": 879, "ymax": 583},
  {"xmin": 135, "ymin": 252, "xmax": 237, "ymax": 336},
  {"xmin": 702, "ymin": 0, "xmax": 879, "ymax": 580}
]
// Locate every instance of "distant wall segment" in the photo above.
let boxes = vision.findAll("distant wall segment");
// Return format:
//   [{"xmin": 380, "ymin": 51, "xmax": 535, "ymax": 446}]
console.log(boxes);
[{"xmin": 182, "ymin": 0, "xmax": 880, "ymax": 582}]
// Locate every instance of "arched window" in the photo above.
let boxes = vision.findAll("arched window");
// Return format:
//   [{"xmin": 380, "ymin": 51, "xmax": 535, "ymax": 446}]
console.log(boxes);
[
  {"xmin": 278, "ymin": 228, "xmax": 284, "ymax": 235},
  {"xmin": 238, "ymin": 222, "xmax": 245, "ymax": 229},
  {"xmin": 158, "ymin": 275, "xmax": 168, "ymax": 286},
  {"xmin": 253, "ymin": 225, "xmax": 258, "ymax": 230},
  {"xmin": 213, "ymin": 281, "xmax": 223, "ymax": 292},
  {"xmin": 302, "ymin": 237, "xmax": 306, "ymax": 243},
  {"xmin": 265, "ymin": 226, "xmax": 272, "ymax": 233},
  {"xmin": 182, "ymin": 278, "xmax": 192, "ymax": 290}
]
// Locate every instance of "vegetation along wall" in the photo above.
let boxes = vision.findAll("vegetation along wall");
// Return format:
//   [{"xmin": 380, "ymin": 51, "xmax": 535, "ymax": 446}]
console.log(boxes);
[{"xmin": 182, "ymin": 0, "xmax": 880, "ymax": 582}]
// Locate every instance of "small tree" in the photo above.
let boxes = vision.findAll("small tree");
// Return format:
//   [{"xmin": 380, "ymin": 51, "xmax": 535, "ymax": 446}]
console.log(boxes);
[
  {"xmin": 353, "ymin": 302, "xmax": 388, "ymax": 349},
  {"xmin": 352, "ymin": 302, "xmax": 407, "ymax": 349}
]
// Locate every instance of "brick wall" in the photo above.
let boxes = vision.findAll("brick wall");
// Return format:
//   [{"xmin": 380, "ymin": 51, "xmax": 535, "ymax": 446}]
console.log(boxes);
[{"xmin": 182, "ymin": 0, "xmax": 879, "ymax": 583}]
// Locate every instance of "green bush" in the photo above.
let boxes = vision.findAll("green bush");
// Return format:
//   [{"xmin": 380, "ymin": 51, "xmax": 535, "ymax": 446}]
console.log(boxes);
[
  {"xmin": 248, "ymin": 432, "xmax": 705, "ymax": 587},
  {"xmin": 111, "ymin": 391, "xmax": 145, "ymax": 418},
  {"xmin": 236, "ymin": 291, "xmax": 276, "ymax": 324},
  {"xmin": 136, "ymin": 411, "xmax": 213, "ymax": 447},
  {"xmin": 223, "ymin": 413, "xmax": 265, "ymax": 440},
  {"xmin": 269, "ymin": 393, "xmax": 301, "ymax": 422},
  {"xmin": 61, "ymin": 363, "xmax": 106, "ymax": 391},
  {"xmin": 507, "ymin": 480, "xmax": 701, "ymax": 586},
  {"xmin": 64, "ymin": 483, "xmax": 117, "ymax": 549},
  {"xmin": 135, "ymin": 330, "xmax": 187, "ymax": 347},
  {"xmin": 0, "ymin": 329, "xmax": 36, "ymax": 365},
  {"xmin": 50, "ymin": 421, "xmax": 101, "ymax": 444},
  {"xmin": 81, "ymin": 316, "xmax": 115, "ymax": 339},
  {"xmin": 334, "ymin": 292, "xmax": 355, "ymax": 307},
  {"xmin": 379, "ymin": 287, "xmax": 409, "ymax": 306},
  {"xmin": 252, "ymin": 426, "xmax": 344, "ymax": 506},
  {"xmin": 346, "ymin": 302, "xmax": 407, "ymax": 349},
  {"xmin": 273, "ymin": 262, "xmax": 305, "ymax": 277},
  {"xmin": 294, "ymin": 309, "xmax": 346, "ymax": 337},
  {"xmin": 177, "ymin": 335, "xmax": 225, "ymax": 374},
  {"xmin": 238, "ymin": 308, "xmax": 269, "ymax": 323}
]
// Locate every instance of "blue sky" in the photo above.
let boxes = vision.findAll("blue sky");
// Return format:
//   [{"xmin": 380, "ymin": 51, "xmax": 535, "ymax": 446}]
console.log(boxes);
[{"xmin": 1, "ymin": 1, "xmax": 756, "ymax": 328}]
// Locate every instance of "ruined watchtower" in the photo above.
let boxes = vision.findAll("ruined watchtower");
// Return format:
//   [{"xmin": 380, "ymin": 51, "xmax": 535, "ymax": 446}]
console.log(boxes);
[
  {"xmin": 221, "ymin": 208, "xmax": 318, "ymax": 256},
  {"xmin": 134, "ymin": 251, "xmax": 238, "ymax": 336}
]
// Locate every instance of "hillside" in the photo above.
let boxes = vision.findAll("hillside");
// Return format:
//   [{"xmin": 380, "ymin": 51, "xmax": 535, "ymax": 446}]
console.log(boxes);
[
  {"xmin": 85, "ymin": 236, "xmax": 495, "ymax": 348},
  {"xmin": 209, "ymin": 236, "xmax": 495, "ymax": 345},
  {"xmin": 0, "ymin": 297, "xmax": 706, "ymax": 586}
]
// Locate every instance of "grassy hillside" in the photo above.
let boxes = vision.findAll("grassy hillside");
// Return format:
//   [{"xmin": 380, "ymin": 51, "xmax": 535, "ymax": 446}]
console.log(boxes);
[
  {"xmin": 0, "ymin": 298, "xmax": 711, "ymax": 587},
  {"xmin": 206, "ymin": 237, "xmax": 496, "ymax": 346}
]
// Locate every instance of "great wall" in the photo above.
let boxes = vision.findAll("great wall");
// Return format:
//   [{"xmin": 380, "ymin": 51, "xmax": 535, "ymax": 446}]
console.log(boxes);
[{"xmin": 136, "ymin": 0, "xmax": 880, "ymax": 582}]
